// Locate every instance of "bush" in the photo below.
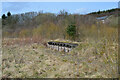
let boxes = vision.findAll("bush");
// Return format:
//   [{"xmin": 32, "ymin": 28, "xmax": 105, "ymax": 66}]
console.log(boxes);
[{"xmin": 66, "ymin": 24, "xmax": 76, "ymax": 40}]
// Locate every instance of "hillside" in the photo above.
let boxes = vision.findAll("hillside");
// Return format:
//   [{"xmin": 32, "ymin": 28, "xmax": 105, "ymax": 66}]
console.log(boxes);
[
  {"xmin": 2, "ymin": 8, "xmax": 119, "ymax": 78},
  {"xmin": 88, "ymin": 8, "xmax": 120, "ymax": 17}
]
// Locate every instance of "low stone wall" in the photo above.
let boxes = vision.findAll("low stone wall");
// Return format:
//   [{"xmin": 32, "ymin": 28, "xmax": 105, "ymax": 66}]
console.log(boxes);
[{"xmin": 47, "ymin": 42, "xmax": 78, "ymax": 52}]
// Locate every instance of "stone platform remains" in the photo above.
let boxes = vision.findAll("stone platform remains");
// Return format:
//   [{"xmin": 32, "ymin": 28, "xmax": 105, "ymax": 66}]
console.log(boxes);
[{"xmin": 47, "ymin": 41, "xmax": 78, "ymax": 52}]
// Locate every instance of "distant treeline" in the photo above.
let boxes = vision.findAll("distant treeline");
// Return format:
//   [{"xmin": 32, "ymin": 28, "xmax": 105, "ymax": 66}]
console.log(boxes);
[
  {"xmin": 90, "ymin": 8, "xmax": 120, "ymax": 14},
  {"xmin": 1, "ymin": 8, "xmax": 119, "ymax": 41},
  {"xmin": 88, "ymin": 8, "xmax": 120, "ymax": 17}
]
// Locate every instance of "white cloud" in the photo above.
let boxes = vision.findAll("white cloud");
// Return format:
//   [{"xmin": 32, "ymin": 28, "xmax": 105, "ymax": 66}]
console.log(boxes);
[{"xmin": 74, "ymin": 8, "xmax": 88, "ymax": 14}]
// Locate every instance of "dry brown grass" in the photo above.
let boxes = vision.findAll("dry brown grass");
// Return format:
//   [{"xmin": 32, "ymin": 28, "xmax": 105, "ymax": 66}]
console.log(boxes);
[
  {"xmin": 2, "ymin": 37, "xmax": 118, "ymax": 78},
  {"xmin": 2, "ymin": 37, "xmax": 46, "ymax": 46}
]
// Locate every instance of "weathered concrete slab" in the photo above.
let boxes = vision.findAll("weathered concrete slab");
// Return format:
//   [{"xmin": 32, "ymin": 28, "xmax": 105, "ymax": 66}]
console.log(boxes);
[{"xmin": 47, "ymin": 41, "xmax": 78, "ymax": 52}]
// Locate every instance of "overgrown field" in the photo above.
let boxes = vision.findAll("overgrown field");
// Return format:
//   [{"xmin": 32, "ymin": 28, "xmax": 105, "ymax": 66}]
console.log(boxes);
[{"xmin": 2, "ymin": 38, "xmax": 118, "ymax": 78}]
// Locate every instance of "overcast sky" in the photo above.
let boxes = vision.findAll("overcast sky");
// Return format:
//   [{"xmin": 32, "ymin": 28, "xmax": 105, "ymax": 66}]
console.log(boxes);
[{"xmin": 1, "ymin": 2, "xmax": 118, "ymax": 16}]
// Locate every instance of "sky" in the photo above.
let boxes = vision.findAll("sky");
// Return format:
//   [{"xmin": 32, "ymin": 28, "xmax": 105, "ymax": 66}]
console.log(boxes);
[{"xmin": 1, "ymin": 2, "xmax": 118, "ymax": 16}]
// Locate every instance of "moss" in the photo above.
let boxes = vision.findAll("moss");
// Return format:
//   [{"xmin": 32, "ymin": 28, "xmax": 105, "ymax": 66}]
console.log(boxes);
[
  {"xmin": 55, "ymin": 74, "xmax": 61, "ymax": 77},
  {"xmin": 40, "ymin": 54, "xmax": 44, "ymax": 57},
  {"xmin": 62, "ymin": 59, "xmax": 68, "ymax": 62},
  {"xmin": 48, "ymin": 40, "xmax": 79, "ymax": 44}
]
